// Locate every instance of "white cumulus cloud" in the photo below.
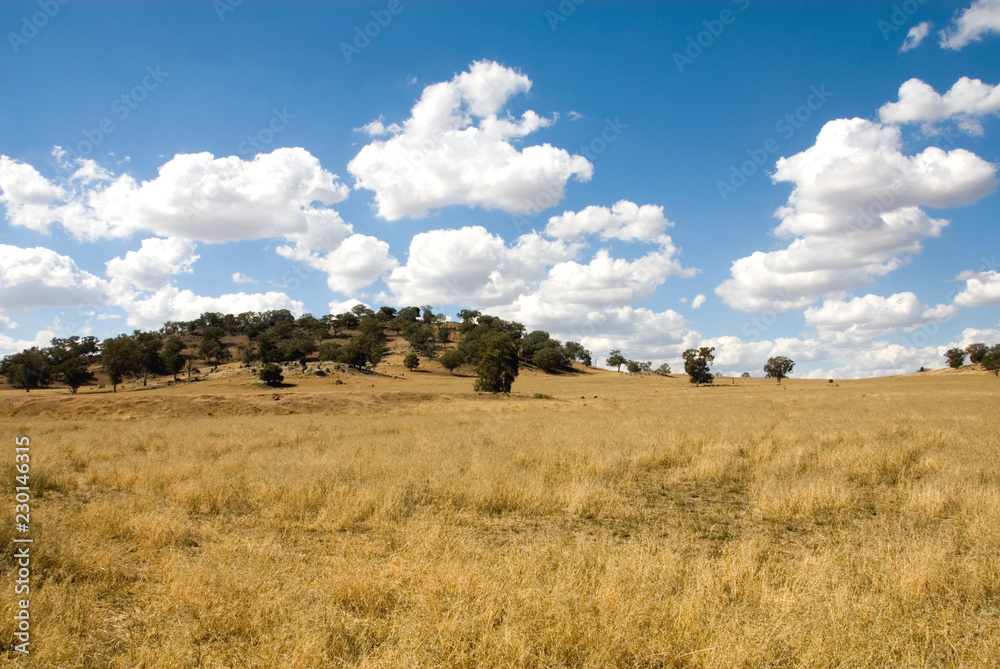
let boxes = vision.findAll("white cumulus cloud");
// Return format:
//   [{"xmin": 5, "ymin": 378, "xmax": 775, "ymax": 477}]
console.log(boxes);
[
  {"xmin": 804, "ymin": 292, "xmax": 958, "ymax": 345},
  {"xmin": 0, "ymin": 148, "xmax": 350, "ymax": 243},
  {"xmin": 544, "ymin": 200, "xmax": 675, "ymax": 244},
  {"xmin": 939, "ymin": 0, "xmax": 1000, "ymax": 49},
  {"xmin": 901, "ymin": 21, "xmax": 932, "ymax": 51},
  {"xmin": 716, "ymin": 118, "xmax": 997, "ymax": 312},
  {"xmin": 879, "ymin": 77, "xmax": 1000, "ymax": 135},
  {"xmin": 347, "ymin": 60, "xmax": 593, "ymax": 220},
  {"xmin": 105, "ymin": 237, "xmax": 199, "ymax": 291},
  {"xmin": 953, "ymin": 269, "xmax": 1000, "ymax": 306},
  {"xmin": 119, "ymin": 286, "xmax": 304, "ymax": 330},
  {"xmin": 0, "ymin": 244, "xmax": 108, "ymax": 314}
]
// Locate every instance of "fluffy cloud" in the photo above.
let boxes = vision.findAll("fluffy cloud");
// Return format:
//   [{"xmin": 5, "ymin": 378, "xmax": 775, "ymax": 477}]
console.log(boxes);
[
  {"xmin": 120, "ymin": 286, "xmax": 304, "ymax": 330},
  {"xmin": 703, "ymin": 335, "xmax": 827, "ymax": 375},
  {"xmin": 939, "ymin": 0, "xmax": 1000, "ymax": 49},
  {"xmin": 0, "ymin": 148, "xmax": 350, "ymax": 243},
  {"xmin": 691, "ymin": 294, "xmax": 706, "ymax": 309},
  {"xmin": 105, "ymin": 237, "xmax": 199, "ymax": 291},
  {"xmin": 0, "ymin": 328, "xmax": 57, "ymax": 357},
  {"xmin": 232, "ymin": 272, "xmax": 257, "ymax": 284},
  {"xmin": 544, "ymin": 200, "xmax": 674, "ymax": 243},
  {"xmin": 384, "ymin": 226, "xmax": 578, "ymax": 307},
  {"xmin": 953, "ymin": 270, "xmax": 1000, "ymax": 306},
  {"xmin": 348, "ymin": 60, "xmax": 593, "ymax": 220},
  {"xmin": 277, "ymin": 233, "xmax": 397, "ymax": 295},
  {"xmin": 900, "ymin": 21, "xmax": 932, "ymax": 52},
  {"xmin": 716, "ymin": 118, "xmax": 997, "ymax": 311},
  {"xmin": 879, "ymin": 77, "xmax": 1000, "ymax": 134},
  {"xmin": 804, "ymin": 292, "xmax": 958, "ymax": 345},
  {"xmin": 0, "ymin": 244, "xmax": 108, "ymax": 313},
  {"xmin": 0, "ymin": 149, "xmax": 399, "ymax": 297}
]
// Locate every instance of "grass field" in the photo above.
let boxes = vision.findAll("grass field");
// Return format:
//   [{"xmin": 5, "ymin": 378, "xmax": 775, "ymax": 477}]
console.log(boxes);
[{"xmin": 1, "ymin": 363, "xmax": 998, "ymax": 668}]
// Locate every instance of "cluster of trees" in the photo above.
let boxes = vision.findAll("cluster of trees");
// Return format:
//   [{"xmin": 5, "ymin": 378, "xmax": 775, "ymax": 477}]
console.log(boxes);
[
  {"xmin": 605, "ymin": 347, "xmax": 796, "ymax": 385},
  {"xmin": 945, "ymin": 342, "xmax": 1000, "ymax": 374},
  {"xmin": 0, "ymin": 305, "xmax": 597, "ymax": 395},
  {"xmin": 0, "ymin": 336, "xmax": 99, "ymax": 393}
]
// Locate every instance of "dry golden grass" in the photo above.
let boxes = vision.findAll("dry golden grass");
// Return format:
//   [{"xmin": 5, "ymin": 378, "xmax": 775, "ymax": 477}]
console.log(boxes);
[{"xmin": 1, "ymin": 367, "xmax": 999, "ymax": 667}]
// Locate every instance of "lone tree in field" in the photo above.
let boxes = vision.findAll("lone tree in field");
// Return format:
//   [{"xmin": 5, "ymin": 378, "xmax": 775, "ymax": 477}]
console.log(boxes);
[
  {"xmin": 965, "ymin": 342, "xmax": 988, "ymax": 364},
  {"xmin": 981, "ymin": 344, "xmax": 1000, "ymax": 376},
  {"xmin": 259, "ymin": 363, "xmax": 283, "ymax": 387},
  {"xmin": 403, "ymin": 353, "xmax": 419, "ymax": 371},
  {"xmin": 438, "ymin": 349, "xmax": 465, "ymax": 375},
  {"xmin": 474, "ymin": 334, "xmax": 519, "ymax": 393},
  {"xmin": 682, "ymin": 346, "xmax": 715, "ymax": 384},
  {"xmin": 944, "ymin": 348, "xmax": 966, "ymax": 369},
  {"xmin": 606, "ymin": 349, "xmax": 627, "ymax": 372},
  {"xmin": 654, "ymin": 363, "xmax": 671, "ymax": 376},
  {"xmin": 764, "ymin": 356, "xmax": 795, "ymax": 383}
]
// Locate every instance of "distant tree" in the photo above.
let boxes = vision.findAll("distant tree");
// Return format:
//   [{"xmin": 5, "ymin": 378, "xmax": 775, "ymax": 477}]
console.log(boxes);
[
  {"xmin": 741, "ymin": 372, "xmax": 751, "ymax": 378},
  {"xmin": 351, "ymin": 304, "xmax": 374, "ymax": 318},
  {"xmin": 259, "ymin": 363, "xmax": 283, "ymax": 387},
  {"xmin": 457, "ymin": 309, "xmax": 481, "ymax": 324},
  {"xmin": 318, "ymin": 342, "xmax": 343, "ymax": 363},
  {"xmin": 0, "ymin": 348, "xmax": 51, "ymax": 392},
  {"xmin": 161, "ymin": 337, "xmax": 186, "ymax": 381},
  {"xmin": 236, "ymin": 342, "xmax": 257, "ymax": 367},
  {"xmin": 533, "ymin": 345, "xmax": 568, "ymax": 373},
  {"xmin": 334, "ymin": 311, "xmax": 360, "ymax": 334},
  {"xmin": 944, "ymin": 348, "xmax": 966, "ymax": 369},
  {"xmin": 764, "ymin": 356, "xmax": 795, "ymax": 383},
  {"xmin": 682, "ymin": 346, "xmax": 716, "ymax": 384},
  {"xmin": 377, "ymin": 306, "xmax": 398, "ymax": 321},
  {"xmin": 474, "ymin": 334, "xmax": 519, "ymax": 393},
  {"xmin": 966, "ymin": 342, "xmax": 989, "ymax": 364},
  {"xmin": 438, "ymin": 349, "xmax": 465, "ymax": 375},
  {"xmin": 655, "ymin": 363, "xmax": 672, "ymax": 376},
  {"xmin": 46, "ymin": 336, "xmax": 98, "ymax": 392},
  {"xmin": 403, "ymin": 353, "xmax": 420, "ymax": 371},
  {"xmin": 625, "ymin": 360, "xmax": 644, "ymax": 374},
  {"xmin": 403, "ymin": 322, "xmax": 436, "ymax": 357},
  {"xmin": 101, "ymin": 335, "xmax": 142, "ymax": 392},
  {"xmin": 198, "ymin": 326, "xmax": 230, "ymax": 366},
  {"xmin": 563, "ymin": 341, "xmax": 591, "ymax": 366},
  {"xmin": 131, "ymin": 331, "xmax": 164, "ymax": 386},
  {"xmin": 980, "ymin": 344, "xmax": 1000, "ymax": 376},
  {"xmin": 606, "ymin": 349, "xmax": 627, "ymax": 372}
]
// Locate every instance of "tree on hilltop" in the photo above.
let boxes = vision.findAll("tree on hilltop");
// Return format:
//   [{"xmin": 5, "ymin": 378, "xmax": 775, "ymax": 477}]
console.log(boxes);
[
  {"xmin": 764, "ymin": 356, "xmax": 795, "ymax": 384},
  {"xmin": 965, "ymin": 342, "xmax": 988, "ymax": 364},
  {"xmin": 606, "ymin": 349, "xmax": 627, "ymax": 372},
  {"xmin": 944, "ymin": 348, "xmax": 966, "ymax": 369},
  {"xmin": 981, "ymin": 344, "xmax": 1000, "ymax": 376}
]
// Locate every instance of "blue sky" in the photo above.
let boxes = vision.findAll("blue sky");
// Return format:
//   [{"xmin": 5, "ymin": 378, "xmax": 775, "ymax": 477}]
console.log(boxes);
[{"xmin": 1, "ymin": 0, "xmax": 999, "ymax": 378}]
